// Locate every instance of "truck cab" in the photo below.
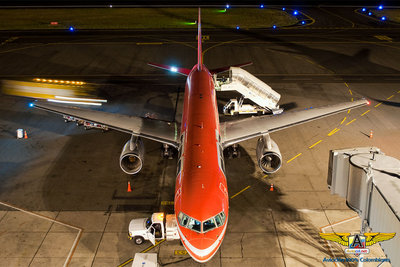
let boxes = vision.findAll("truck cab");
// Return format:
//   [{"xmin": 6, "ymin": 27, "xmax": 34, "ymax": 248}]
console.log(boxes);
[{"xmin": 128, "ymin": 212, "xmax": 179, "ymax": 245}]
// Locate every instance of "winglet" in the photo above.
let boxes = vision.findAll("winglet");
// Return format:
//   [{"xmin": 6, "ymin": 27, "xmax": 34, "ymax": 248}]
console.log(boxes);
[{"xmin": 197, "ymin": 8, "xmax": 203, "ymax": 71}]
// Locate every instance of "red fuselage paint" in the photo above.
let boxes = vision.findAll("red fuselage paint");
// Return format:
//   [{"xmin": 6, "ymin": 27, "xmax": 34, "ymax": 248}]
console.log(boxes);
[{"xmin": 174, "ymin": 64, "xmax": 229, "ymax": 262}]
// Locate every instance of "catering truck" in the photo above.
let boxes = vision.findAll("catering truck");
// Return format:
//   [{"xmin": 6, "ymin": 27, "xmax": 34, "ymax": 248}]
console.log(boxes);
[{"xmin": 128, "ymin": 213, "xmax": 179, "ymax": 245}]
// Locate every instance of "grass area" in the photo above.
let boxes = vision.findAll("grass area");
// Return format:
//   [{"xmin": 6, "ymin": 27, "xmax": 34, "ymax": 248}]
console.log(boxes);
[
  {"xmin": 0, "ymin": 8, "xmax": 298, "ymax": 30},
  {"xmin": 372, "ymin": 9, "xmax": 400, "ymax": 23}
]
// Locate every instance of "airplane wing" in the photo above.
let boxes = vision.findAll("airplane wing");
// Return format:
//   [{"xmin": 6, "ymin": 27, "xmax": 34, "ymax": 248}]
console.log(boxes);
[
  {"xmin": 148, "ymin": 62, "xmax": 191, "ymax": 76},
  {"xmin": 32, "ymin": 101, "xmax": 180, "ymax": 148},
  {"xmin": 220, "ymin": 99, "xmax": 368, "ymax": 147}
]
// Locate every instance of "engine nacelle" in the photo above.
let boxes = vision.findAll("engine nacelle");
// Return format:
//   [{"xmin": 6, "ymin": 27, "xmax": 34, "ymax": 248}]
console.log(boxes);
[
  {"xmin": 256, "ymin": 134, "xmax": 282, "ymax": 174},
  {"xmin": 120, "ymin": 137, "xmax": 144, "ymax": 175}
]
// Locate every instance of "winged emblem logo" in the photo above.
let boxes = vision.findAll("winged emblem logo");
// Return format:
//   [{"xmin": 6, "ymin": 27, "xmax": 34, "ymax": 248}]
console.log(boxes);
[{"xmin": 319, "ymin": 232, "xmax": 396, "ymax": 256}]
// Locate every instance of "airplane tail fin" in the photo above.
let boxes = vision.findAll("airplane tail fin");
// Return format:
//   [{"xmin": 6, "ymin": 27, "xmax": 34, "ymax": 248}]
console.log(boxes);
[{"xmin": 197, "ymin": 8, "xmax": 203, "ymax": 70}]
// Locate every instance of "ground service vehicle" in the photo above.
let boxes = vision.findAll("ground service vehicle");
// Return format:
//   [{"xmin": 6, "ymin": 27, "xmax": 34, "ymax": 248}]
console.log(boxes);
[
  {"xmin": 128, "ymin": 213, "xmax": 179, "ymax": 245},
  {"xmin": 223, "ymin": 98, "xmax": 268, "ymax": 115}
]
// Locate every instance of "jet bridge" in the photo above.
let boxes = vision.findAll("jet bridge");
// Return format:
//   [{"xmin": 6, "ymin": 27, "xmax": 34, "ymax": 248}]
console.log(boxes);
[
  {"xmin": 214, "ymin": 67, "xmax": 281, "ymax": 113},
  {"xmin": 328, "ymin": 147, "xmax": 400, "ymax": 266}
]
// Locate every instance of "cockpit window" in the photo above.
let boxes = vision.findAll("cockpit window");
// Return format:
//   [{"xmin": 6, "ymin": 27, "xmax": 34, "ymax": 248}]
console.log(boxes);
[
  {"xmin": 187, "ymin": 217, "xmax": 201, "ymax": 232},
  {"xmin": 214, "ymin": 214, "xmax": 223, "ymax": 227},
  {"xmin": 219, "ymin": 212, "xmax": 226, "ymax": 223},
  {"xmin": 203, "ymin": 218, "xmax": 217, "ymax": 232},
  {"xmin": 178, "ymin": 211, "xmax": 226, "ymax": 233},
  {"xmin": 178, "ymin": 212, "xmax": 189, "ymax": 227}
]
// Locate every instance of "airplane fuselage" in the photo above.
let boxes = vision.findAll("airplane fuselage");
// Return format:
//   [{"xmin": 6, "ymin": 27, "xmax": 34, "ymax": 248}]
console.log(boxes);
[{"xmin": 174, "ymin": 65, "xmax": 229, "ymax": 262}]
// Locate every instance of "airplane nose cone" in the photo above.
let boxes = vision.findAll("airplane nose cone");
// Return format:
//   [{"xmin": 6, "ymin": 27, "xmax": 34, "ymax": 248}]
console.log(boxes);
[
  {"xmin": 189, "ymin": 237, "xmax": 216, "ymax": 250},
  {"xmin": 182, "ymin": 237, "xmax": 222, "ymax": 263}
]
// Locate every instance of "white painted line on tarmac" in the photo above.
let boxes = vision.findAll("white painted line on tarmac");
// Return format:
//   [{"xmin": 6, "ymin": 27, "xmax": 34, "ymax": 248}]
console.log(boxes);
[{"xmin": 0, "ymin": 201, "xmax": 83, "ymax": 267}]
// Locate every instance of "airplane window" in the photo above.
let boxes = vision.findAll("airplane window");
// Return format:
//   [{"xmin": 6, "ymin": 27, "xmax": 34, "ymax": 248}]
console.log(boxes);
[
  {"xmin": 219, "ymin": 212, "xmax": 226, "ymax": 223},
  {"xmin": 203, "ymin": 218, "xmax": 217, "ymax": 232},
  {"xmin": 214, "ymin": 214, "xmax": 223, "ymax": 227},
  {"xmin": 187, "ymin": 218, "xmax": 201, "ymax": 232},
  {"xmin": 178, "ymin": 212, "xmax": 189, "ymax": 227}
]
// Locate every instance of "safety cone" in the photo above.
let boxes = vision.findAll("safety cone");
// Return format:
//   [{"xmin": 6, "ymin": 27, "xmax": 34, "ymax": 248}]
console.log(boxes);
[
  {"xmin": 269, "ymin": 184, "xmax": 274, "ymax": 192},
  {"xmin": 24, "ymin": 130, "xmax": 28, "ymax": 139},
  {"xmin": 127, "ymin": 181, "xmax": 132, "ymax": 192},
  {"xmin": 369, "ymin": 130, "xmax": 373, "ymax": 139}
]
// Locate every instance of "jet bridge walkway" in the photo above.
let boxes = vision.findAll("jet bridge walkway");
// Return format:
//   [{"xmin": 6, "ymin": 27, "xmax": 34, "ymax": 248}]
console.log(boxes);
[
  {"xmin": 214, "ymin": 67, "xmax": 281, "ymax": 113},
  {"xmin": 328, "ymin": 147, "xmax": 400, "ymax": 266}
]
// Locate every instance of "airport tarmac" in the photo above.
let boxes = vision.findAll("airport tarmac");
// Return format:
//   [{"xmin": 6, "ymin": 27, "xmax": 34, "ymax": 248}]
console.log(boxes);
[{"xmin": 0, "ymin": 6, "xmax": 399, "ymax": 267}]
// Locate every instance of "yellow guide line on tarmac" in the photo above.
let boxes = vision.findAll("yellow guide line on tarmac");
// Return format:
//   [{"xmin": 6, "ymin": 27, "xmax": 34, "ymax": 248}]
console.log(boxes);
[
  {"xmin": 344, "ymin": 82, "xmax": 349, "ymax": 88},
  {"xmin": 398, "ymin": 90, "xmax": 400, "ymax": 93},
  {"xmin": 387, "ymin": 95, "xmax": 394, "ymax": 100},
  {"xmin": 347, "ymin": 109, "xmax": 351, "ymax": 114},
  {"xmin": 287, "ymin": 153, "xmax": 302, "ymax": 163},
  {"xmin": 351, "ymin": 97, "xmax": 353, "ymax": 102},
  {"xmin": 340, "ymin": 117, "xmax": 347, "ymax": 125},
  {"xmin": 361, "ymin": 110, "xmax": 370, "ymax": 116},
  {"xmin": 328, "ymin": 128, "xmax": 340, "ymax": 136},
  {"xmin": 118, "ymin": 258, "xmax": 133, "ymax": 267},
  {"xmin": 136, "ymin": 42, "xmax": 163, "ymax": 45},
  {"xmin": 161, "ymin": 201, "xmax": 174, "ymax": 206},
  {"xmin": 230, "ymin": 185, "xmax": 251, "ymax": 199},
  {"xmin": 375, "ymin": 102, "xmax": 382, "ymax": 108},
  {"xmin": 309, "ymin": 140, "xmax": 322, "ymax": 149},
  {"xmin": 349, "ymin": 89, "xmax": 353, "ymax": 95},
  {"xmin": 141, "ymin": 239, "xmax": 166, "ymax": 253},
  {"xmin": 346, "ymin": 119, "xmax": 356, "ymax": 126}
]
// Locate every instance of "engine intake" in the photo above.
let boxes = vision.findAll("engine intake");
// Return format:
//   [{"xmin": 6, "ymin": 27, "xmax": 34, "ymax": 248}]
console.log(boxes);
[
  {"xmin": 120, "ymin": 137, "xmax": 144, "ymax": 175},
  {"xmin": 256, "ymin": 134, "xmax": 282, "ymax": 174}
]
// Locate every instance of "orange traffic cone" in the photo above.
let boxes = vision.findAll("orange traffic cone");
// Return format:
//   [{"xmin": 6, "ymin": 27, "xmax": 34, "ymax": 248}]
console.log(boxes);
[
  {"xmin": 24, "ymin": 131, "xmax": 28, "ymax": 139},
  {"xmin": 369, "ymin": 130, "xmax": 373, "ymax": 139},
  {"xmin": 127, "ymin": 181, "xmax": 132, "ymax": 192},
  {"xmin": 269, "ymin": 184, "xmax": 274, "ymax": 192}
]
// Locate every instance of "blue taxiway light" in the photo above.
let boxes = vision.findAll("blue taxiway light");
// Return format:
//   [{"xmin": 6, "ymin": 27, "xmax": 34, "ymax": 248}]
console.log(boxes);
[
  {"xmin": 272, "ymin": 25, "xmax": 276, "ymax": 29},
  {"xmin": 282, "ymin": 7, "xmax": 286, "ymax": 11},
  {"xmin": 362, "ymin": 8, "xmax": 366, "ymax": 12},
  {"xmin": 29, "ymin": 103, "xmax": 34, "ymax": 107},
  {"xmin": 381, "ymin": 16, "xmax": 386, "ymax": 21},
  {"xmin": 368, "ymin": 12, "xmax": 372, "ymax": 16},
  {"xmin": 69, "ymin": 26, "xmax": 75, "ymax": 31},
  {"xmin": 170, "ymin": 67, "xmax": 178, "ymax": 72},
  {"xmin": 226, "ymin": 4, "xmax": 230, "ymax": 8},
  {"xmin": 378, "ymin": 5, "xmax": 383, "ymax": 10},
  {"xmin": 260, "ymin": 4, "xmax": 264, "ymax": 8},
  {"xmin": 293, "ymin": 10, "xmax": 298, "ymax": 15},
  {"xmin": 236, "ymin": 26, "xmax": 240, "ymax": 30},
  {"xmin": 301, "ymin": 21, "xmax": 305, "ymax": 25}
]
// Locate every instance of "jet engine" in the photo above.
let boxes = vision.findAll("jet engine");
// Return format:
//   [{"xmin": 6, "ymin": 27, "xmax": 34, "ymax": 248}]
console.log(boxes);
[
  {"xmin": 256, "ymin": 134, "xmax": 282, "ymax": 174},
  {"xmin": 120, "ymin": 137, "xmax": 144, "ymax": 175}
]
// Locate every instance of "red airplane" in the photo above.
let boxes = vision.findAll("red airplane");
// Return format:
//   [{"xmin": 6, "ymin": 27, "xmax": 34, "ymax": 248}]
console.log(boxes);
[{"xmin": 31, "ymin": 8, "xmax": 368, "ymax": 263}]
